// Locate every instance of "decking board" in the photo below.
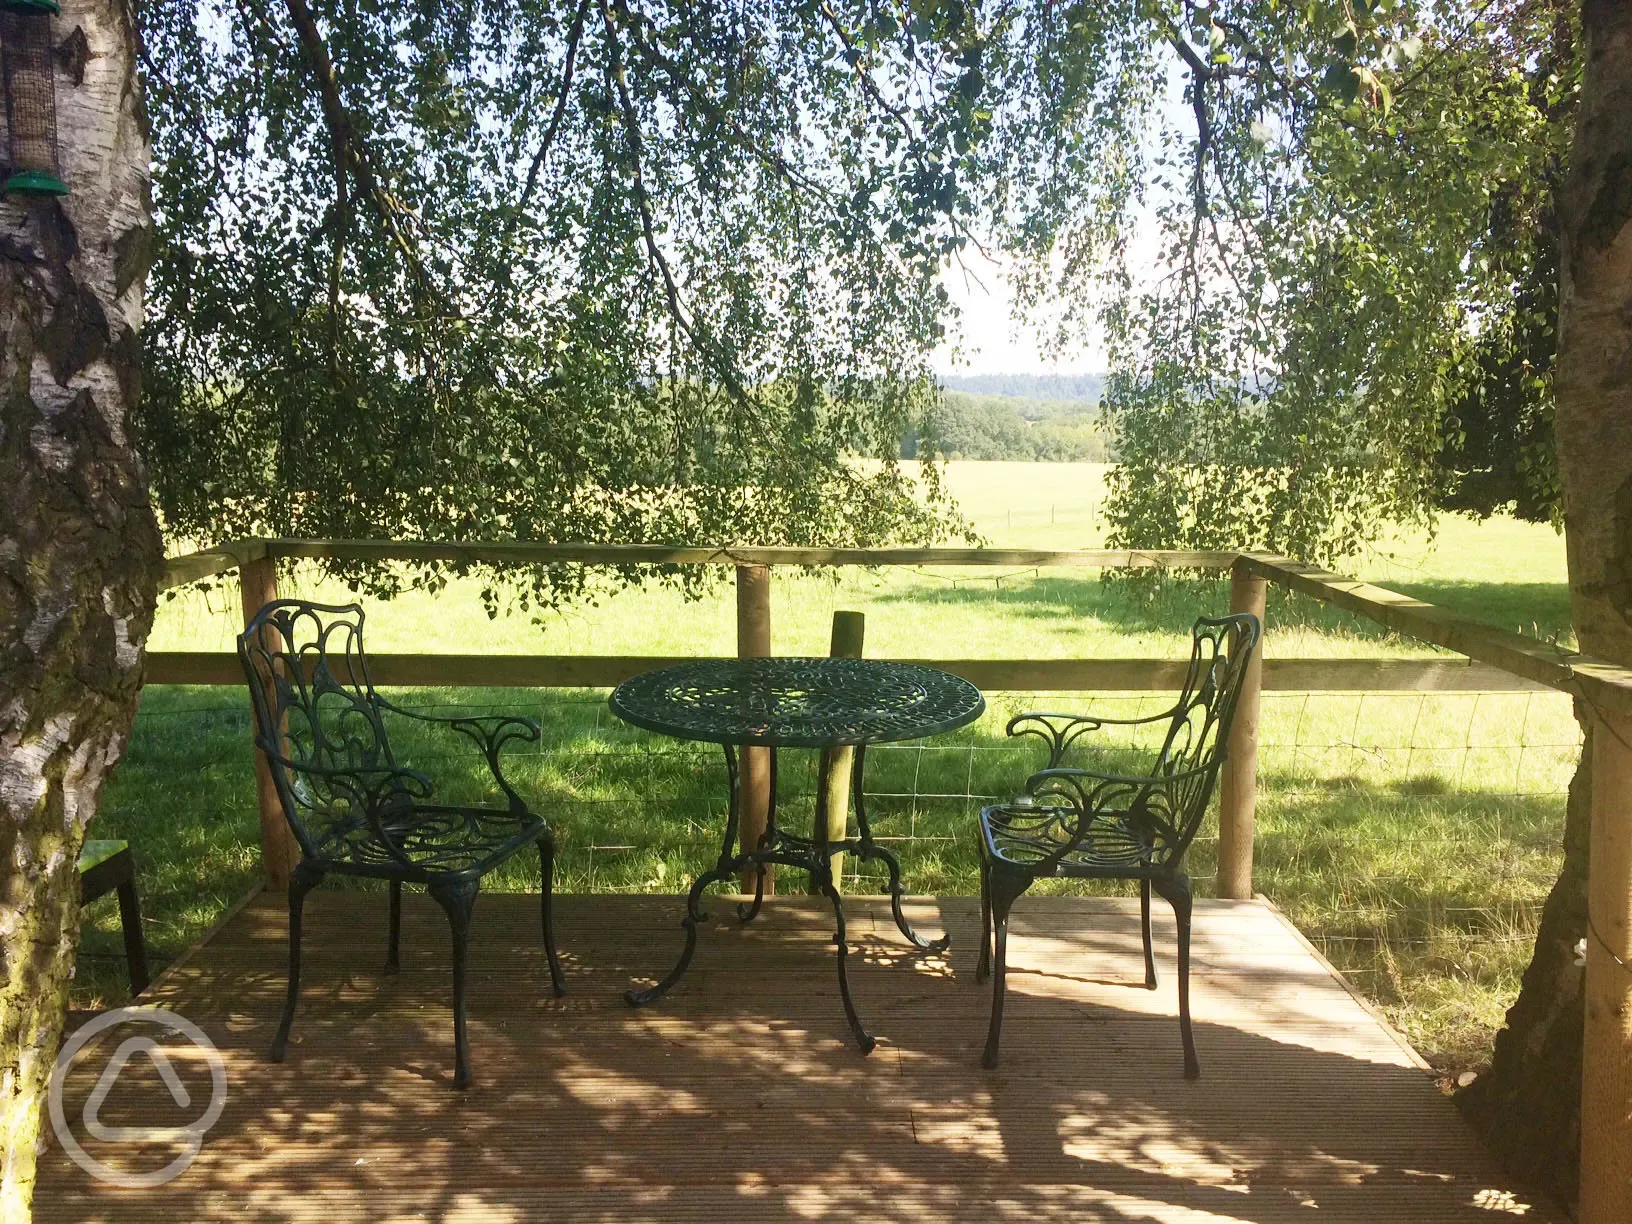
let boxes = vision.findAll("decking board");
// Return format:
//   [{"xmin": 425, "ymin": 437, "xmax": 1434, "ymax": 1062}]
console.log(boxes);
[{"xmin": 35, "ymin": 893, "xmax": 1554, "ymax": 1223}]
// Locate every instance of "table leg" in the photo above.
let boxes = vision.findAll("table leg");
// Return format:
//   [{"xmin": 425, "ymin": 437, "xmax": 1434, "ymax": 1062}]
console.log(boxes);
[
  {"xmin": 627, "ymin": 744, "xmax": 751, "ymax": 1007},
  {"xmin": 816, "ymin": 864, "xmax": 875, "ymax": 1054},
  {"xmin": 808, "ymin": 752, "xmax": 875, "ymax": 1052},
  {"xmin": 850, "ymin": 746, "xmax": 951, "ymax": 953},
  {"xmin": 627, "ymin": 738, "xmax": 903, "ymax": 1053}
]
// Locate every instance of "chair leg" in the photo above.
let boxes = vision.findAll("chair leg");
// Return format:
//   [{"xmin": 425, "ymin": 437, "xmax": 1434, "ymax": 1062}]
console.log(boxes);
[
  {"xmin": 1153, "ymin": 873, "xmax": 1200, "ymax": 1079},
  {"xmin": 115, "ymin": 870, "xmax": 150, "ymax": 996},
  {"xmin": 429, "ymin": 878, "xmax": 479, "ymax": 1090},
  {"xmin": 540, "ymin": 836, "xmax": 566, "ymax": 997},
  {"xmin": 981, "ymin": 868, "xmax": 1031, "ymax": 1070},
  {"xmin": 1140, "ymin": 879, "xmax": 1158, "ymax": 990},
  {"xmin": 271, "ymin": 862, "xmax": 325, "ymax": 1063},
  {"xmin": 975, "ymin": 853, "xmax": 993, "ymax": 984},
  {"xmin": 386, "ymin": 879, "xmax": 402, "ymax": 973}
]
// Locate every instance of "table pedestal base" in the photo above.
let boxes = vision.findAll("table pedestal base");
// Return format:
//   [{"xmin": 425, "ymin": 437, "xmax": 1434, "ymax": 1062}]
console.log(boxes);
[{"xmin": 625, "ymin": 745, "xmax": 949, "ymax": 1052}]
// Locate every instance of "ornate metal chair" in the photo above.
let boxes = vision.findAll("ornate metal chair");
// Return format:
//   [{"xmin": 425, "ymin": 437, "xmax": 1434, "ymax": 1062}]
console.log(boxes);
[
  {"xmin": 976, "ymin": 612, "xmax": 1261, "ymax": 1077},
  {"xmin": 238, "ymin": 600, "xmax": 565, "ymax": 1089}
]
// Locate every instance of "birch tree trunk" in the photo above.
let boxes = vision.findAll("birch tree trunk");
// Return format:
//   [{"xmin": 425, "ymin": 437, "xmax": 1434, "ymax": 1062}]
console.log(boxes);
[
  {"xmin": 0, "ymin": 1, "xmax": 160, "ymax": 1219},
  {"xmin": 1458, "ymin": 0, "xmax": 1632, "ymax": 1210}
]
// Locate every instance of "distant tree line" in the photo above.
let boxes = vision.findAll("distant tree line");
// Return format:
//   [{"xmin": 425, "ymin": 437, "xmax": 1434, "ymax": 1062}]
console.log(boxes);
[
  {"xmin": 939, "ymin": 372, "xmax": 1107, "ymax": 401},
  {"xmin": 914, "ymin": 391, "xmax": 1110, "ymax": 462}
]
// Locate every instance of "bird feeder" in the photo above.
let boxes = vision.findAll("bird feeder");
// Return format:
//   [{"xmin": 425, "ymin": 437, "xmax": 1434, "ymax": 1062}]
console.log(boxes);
[{"xmin": 0, "ymin": 0, "xmax": 69, "ymax": 198}]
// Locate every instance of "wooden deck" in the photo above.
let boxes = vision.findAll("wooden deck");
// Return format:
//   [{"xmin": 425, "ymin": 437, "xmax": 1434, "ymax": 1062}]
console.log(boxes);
[{"xmin": 38, "ymin": 892, "xmax": 1555, "ymax": 1222}]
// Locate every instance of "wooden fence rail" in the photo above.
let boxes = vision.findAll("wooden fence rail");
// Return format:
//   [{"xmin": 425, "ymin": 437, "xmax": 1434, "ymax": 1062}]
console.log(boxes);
[
  {"xmin": 151, "ymin": 536, "xmax": 1632, "ymax": 1221},
  {"xmin": 253, "ymin": 540, "xmax": 1244, "ymax": 571},
  {"xmin": 154, "ymin": 539, "xmax": 1622, "ymax": 894},
  {"xmin": 143, "ymin": 650, "xmax": 1550, "ymax": 692}
]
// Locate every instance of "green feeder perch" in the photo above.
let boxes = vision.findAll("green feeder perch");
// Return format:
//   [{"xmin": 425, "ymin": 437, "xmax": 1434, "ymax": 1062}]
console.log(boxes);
[{"xmin": 1, "ymin": 1, "xmax": 69, "ymax": 198}]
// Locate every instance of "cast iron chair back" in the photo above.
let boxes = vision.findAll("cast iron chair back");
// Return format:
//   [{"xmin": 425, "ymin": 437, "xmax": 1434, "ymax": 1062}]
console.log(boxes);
[
  {"xmin": 239, "ymin": 600, "xmax": 420, "ymax": 868},
  {"xmin": 1012, "ymin": 613, "xmax": 1260, "ymax": 872}
]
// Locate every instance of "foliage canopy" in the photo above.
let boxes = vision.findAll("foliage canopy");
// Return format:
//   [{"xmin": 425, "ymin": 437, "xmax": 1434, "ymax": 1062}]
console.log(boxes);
[
  {"xmin": 137, "ymin": 0, "xmax": 1045, "ymax": 600},
  {"xmin": 136, "ymin": 0, "xmax": 1574, "ymax": 582},
  {"xmin": 986, "ymin": 0, "xmax": 1577, "ymax": 564}
]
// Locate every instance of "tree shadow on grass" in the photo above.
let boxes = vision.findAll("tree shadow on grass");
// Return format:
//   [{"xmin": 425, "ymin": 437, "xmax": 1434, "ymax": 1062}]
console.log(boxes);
[
  {"xmin": 1382, "ymin": 581, "xmax": 1572, "ymax": 644},
  {"xmin": 859, "ymin": 571, "xmax": 1571, "ymax": 651},
  {"xmin": 860, "ymin": 571, "xmax": 1230, "ymax": 637}
]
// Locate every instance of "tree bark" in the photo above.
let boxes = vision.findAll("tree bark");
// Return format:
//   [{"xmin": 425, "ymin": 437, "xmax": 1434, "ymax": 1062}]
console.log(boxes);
[
  {"xmin": 1457, "ymin": 721, "xmax": 1592, "ymax": 1206},
  {"xmin": 1458, "ymin": 0, "xmax": 1632, "ymax": 1211},
  {"xmin": 0, "ymin": 1, "xmax": 160, "ymax": 1220}
]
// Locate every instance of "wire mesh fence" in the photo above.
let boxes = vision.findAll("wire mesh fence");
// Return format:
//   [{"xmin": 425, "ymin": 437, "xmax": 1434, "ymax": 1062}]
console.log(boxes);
[
  {"xmin": 102, "ymin": 685, "xmax": 1577, "ymax": 903},
  {"xmin": 975, "ymin": 505, "xmax": 1101, "ymax": 534},
  {"xmin": 82, "ymin": 681, "xmax": 1575, "ymax": 1065},
  {"xmin": 108, "ymin": 684, "xmax": 1580, "ymax": 871}
]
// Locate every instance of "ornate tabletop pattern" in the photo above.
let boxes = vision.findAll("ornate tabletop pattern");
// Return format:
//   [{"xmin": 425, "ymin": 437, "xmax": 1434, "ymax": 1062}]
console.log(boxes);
[{"xmin": 608, "ymin": 657, "xmax": 986, "ymax": 748}]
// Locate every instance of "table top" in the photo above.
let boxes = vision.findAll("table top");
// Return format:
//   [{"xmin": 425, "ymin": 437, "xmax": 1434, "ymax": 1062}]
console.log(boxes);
[{"xmin": 608, "ymin": 657, "xmax": 986, "ymax": 748}]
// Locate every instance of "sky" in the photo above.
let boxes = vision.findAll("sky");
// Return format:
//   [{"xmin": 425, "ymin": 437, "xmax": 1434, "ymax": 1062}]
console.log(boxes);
[
  {"xmin": 932, "ymin": 56, "xmax": 1189, "ymax": 381},
  {"xmin": 933, "ymin": 257, "xmax": 1106, "ymax": 378}
]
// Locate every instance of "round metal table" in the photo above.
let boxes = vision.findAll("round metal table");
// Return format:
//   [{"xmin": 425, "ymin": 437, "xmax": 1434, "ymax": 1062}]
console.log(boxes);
[{"xmin": 608, "ymin": 657, "xmax": 986, "ymax": 1051}]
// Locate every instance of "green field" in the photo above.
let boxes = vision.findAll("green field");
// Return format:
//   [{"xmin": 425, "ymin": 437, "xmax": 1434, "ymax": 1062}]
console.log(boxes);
[{"xmin": 80, "ymin": 462, "xmax": 1577, "ymax": 1077}]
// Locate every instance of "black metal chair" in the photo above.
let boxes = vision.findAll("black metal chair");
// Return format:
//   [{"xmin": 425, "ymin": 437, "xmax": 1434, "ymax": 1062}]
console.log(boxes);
[
  {"xmin": 976, "ymin": 612, "xmax": 1261, "ymax": 1078},
  {"xmin": 238, "ymin": 599, "xmax": 565, "ymax": 1089}
]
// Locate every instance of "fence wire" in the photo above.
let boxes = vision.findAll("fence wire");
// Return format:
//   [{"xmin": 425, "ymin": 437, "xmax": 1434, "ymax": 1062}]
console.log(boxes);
[
  {"xmin": 83, "ymin": 683, "xmax": 1574, "ymax": 1061},
  {"xmin": 112, "ymin": 685, "xmax": 1577, "ymax": 911}
]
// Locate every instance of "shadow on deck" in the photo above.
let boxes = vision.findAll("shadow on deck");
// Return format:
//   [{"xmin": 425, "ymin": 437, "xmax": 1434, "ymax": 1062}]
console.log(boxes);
[{"xmin": 37, "ymin": 893, "xmax": 1555, "ymax": 1222}]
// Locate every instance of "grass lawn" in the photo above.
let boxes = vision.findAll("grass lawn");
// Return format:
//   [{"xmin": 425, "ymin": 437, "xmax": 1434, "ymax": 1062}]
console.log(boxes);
[{"xmin": 78, "ymin": 462, "xmax": 1577, "ymax": 1079}]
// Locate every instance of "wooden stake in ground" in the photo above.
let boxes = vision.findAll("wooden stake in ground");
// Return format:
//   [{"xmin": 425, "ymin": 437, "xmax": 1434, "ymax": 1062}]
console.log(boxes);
[
  {"xmin": 238, "ymin": 556, "xmax": 299, "ymax": 888},
  {"xmin": 0, "ymin": 2, "xmax": 162, "ymax": 1220},
  {"xmin": 736, "ymin": 565, "xmax": 772, "ymax": 893},
  {"xmin": 819, "ymin": 612, "xmax": 866, "ymax": 883}
]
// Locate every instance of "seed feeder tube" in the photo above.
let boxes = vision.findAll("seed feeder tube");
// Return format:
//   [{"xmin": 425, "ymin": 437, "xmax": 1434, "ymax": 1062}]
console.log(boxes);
[{"xmin": 1, "ymin": 1, "xmax": 69, "ymax": 198}]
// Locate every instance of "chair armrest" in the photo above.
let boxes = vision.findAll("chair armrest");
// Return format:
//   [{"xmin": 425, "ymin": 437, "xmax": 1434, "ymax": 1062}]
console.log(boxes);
[
  {"xmin": 374, "ymin": 699, "xmax": 542, "ymax": 814},
  {"xmin": 1007, "ymin": 706, "xmax": 1180, "ymax": 768},
  {"xmin": 258, "ymin": 740, "xmax": 480, "ymax": 869}
]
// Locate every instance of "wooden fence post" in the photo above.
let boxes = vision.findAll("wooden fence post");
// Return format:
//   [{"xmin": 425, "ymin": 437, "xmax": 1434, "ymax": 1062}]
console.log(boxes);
[
  {"xmin": 1218, "ymin": 559, "xmax": 1266, "ymax": 900},
  {"xmin": 820, "ymin": 612, "xmax": 866, "ymax": 885},
  {"xmin": 239, "ymin": 556, "xmax": 299, "ymax": 890},
  {"xmin": 736, "ymin": 565, "xmax": 773, "ymax": 894},
  {"xmin": 1580, "ymin": 708, "xmax": 1632, "ymax": 1223}
]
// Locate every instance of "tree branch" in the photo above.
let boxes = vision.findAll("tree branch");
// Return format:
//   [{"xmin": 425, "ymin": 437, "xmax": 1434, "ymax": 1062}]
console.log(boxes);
[
  {"xmin": 280, "ymin": 0, "xmax": 442, "ymax": 317},
  {"xmin": 597, "ymin": 0, "xmax": 753, "ymax": 410},
  {"xmin": 507, "ymin": 0, "xmax": 589, "ymax": 239},
  {"xmin": 820, "ymin": 1, "xmax": 921, "ymax": 144},
  {"xmin": 617, "ymin": 3, "xmax": 836, "ymax": 205},
  {"xmin": 818, "ymin": 2, "xmax": 992, "ymax": 260},
  {"xmin": 1165, "ymin": 21, "xmax": 1214, "ymax": 336}
]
